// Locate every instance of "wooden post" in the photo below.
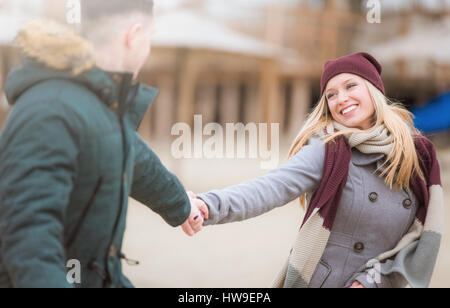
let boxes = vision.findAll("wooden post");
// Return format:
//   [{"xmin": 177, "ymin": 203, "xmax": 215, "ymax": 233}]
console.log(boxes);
[
  {"xmin": 244, "ymin": 77, "xmax": 261, "ymax": 123},
  {"xmin": 288, "ymin": 79, "xmax": 311, "ymax": 139},
  {"xmin": 153, "ymin": 74, "xmax": 176, "ymax": 139},
  {"xmin": 260, "ymin": 59, "xmax": 282, "ymax": 125},
  {"xmin": 196, "ymin": 77, "xmax": 217, "ymax": 124},
  {"xmin": 176, "ymin": 49, "xmax": 199, "ymax": 126},
  {"xmin": 263, "ymin": 0, "xmax": 284, "ymax": 127},
  {"xmin": 220, "ymin": 76, "xmax": 240, "ymax": 124},
  {"xmin": 259, "ymin": 59, "xmax": 281, "ymax": 149}
]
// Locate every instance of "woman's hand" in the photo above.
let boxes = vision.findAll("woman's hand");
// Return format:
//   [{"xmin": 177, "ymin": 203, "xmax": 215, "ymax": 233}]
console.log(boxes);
[
  {"xmin": 186, "ymin": 191, "xmax": 209, "ymax": 219},
  {"xmin": 181, "ymin": 191, "xmax": 209, "ymax": 236}
]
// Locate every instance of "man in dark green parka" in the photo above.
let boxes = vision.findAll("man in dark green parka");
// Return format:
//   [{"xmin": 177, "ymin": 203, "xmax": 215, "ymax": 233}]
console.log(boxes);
[{"xmin": 0, "ymin": 0, "xmax": 206, "ymax": 288}]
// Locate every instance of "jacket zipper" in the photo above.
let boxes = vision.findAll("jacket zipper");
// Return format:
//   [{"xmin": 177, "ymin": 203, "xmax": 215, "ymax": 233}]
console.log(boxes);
[
  {"xmin": 102, "ymin": 115, "xmax": 127, "ymax": 287},
  {"xmin": 65, "ymin": 176, "xmax": 103, "ymax": 249},
  {"xmin": 118, "ymin": 252, "xmax": 140, "ymax": 266},
  {"xmin": 103, "ymin": 77, "xmax": 139, "ymax": 286},
  {"xmin": 110, "ymin": 117, "xmax": 126, "ymax": 239}
]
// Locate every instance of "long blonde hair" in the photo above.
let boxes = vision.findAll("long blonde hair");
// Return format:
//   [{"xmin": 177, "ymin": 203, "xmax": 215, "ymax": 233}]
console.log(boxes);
[{"xmin": 289, "ymin": 80, "xmax": 425, "ymax": 209}]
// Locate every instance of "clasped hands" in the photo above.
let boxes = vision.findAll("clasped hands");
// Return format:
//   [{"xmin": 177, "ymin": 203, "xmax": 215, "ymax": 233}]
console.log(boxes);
[{"xmin": 181, "ymin": 191, "xmax": 209, "ymax": 236}]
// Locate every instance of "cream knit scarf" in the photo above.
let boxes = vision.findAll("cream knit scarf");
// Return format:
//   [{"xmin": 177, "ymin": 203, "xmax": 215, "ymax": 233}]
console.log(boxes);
[{"xmin": 326, "ymin": 121, "xmax": 394, "ymax": 156}]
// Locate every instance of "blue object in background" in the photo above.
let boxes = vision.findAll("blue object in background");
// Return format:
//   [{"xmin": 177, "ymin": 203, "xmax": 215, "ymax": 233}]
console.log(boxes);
[{"xmin": 412, "ymin": 92, "xmax": 450, "ymax": 134}]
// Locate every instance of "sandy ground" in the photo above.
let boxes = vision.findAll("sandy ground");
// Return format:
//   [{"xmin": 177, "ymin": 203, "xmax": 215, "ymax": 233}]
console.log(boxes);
[{"xmin": 122, "ymin": 142, "xmax": 450, "ymax": 288}]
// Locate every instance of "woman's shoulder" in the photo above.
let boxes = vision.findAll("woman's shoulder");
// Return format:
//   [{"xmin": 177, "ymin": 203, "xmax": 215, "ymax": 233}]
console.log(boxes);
[
  {"xmin": 289, "ymin": 134, "xmax": 326, "ymax": 166},
  {"xmin": 307, "ymin": 133, "xmax": 327, "ymax": 146}
]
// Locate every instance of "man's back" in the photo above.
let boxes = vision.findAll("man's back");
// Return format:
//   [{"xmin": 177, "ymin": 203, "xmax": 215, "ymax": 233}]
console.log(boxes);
[{"xmin": 0, "ymin": 22, "xmax": 191, "ymax": 287}]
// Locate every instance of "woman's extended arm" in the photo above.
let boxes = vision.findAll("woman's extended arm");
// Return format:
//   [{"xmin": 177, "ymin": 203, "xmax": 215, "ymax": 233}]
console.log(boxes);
[{"xmin": 197, "ymin": 137, "xmax": 325, "ymax": 225}]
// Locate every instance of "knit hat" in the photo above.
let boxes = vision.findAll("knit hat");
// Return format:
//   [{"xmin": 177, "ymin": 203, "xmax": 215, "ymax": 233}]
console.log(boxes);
[{"xmin": 320, "ymin": 52, "xmax": 385, "ymax": 96}]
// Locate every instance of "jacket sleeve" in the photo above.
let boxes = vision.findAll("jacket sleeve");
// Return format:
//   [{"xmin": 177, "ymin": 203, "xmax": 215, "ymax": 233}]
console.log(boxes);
[
  {"xmin": 197, "ymin": 137, "xmax": 325, "ymax": 225},
  {"xmin": 130, "ymin": 133, "xmax": 191, "ymax": 227},
  {"xmin": 0, "ymin": 100, "xmax": 79, "ymax": 288}
]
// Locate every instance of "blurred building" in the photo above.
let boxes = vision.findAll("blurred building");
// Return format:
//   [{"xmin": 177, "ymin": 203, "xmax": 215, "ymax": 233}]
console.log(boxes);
[
  {"xmin": 142, "ymin": 0, "xmax": 450, "ymax": 140},
  {"xmin": 139, "ymin": 0, "xmax": 367, "ymax": 140},
  {"xmin": 1, "ymin": 0, "xmax": 450, "ymax": 140},
  {"xmin": 139, "ymin": 8, "xmax": 307, "ymax": 141},
  {"xmin": 355, "ymin": 2, "xmax": 450, "ymax": 108}
]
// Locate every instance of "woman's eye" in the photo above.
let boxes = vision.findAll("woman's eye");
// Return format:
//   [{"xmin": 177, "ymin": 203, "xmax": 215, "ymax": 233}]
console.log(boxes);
[
  {"xmin": 347, "ymin": 83, "xmax": 357, "ymax": 89},
  {"xmin": 327, "ymin": 93, "xmax": 335, "ymax": 99}
]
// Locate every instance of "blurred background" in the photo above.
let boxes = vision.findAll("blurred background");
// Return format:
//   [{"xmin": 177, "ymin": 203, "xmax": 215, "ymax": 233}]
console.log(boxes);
[{"xmin": 0, "ymin": 0, "xmax": 449, "ymax": 287}]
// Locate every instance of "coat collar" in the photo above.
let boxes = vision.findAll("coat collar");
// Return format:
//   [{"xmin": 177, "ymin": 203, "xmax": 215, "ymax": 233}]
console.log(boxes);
[
  {"xmin": 351, "ymin": 148, "xmax": 386, "ymax": 166},
  {"xmin": 5, "ymin": 59, "xmax": 158, "ymax": 128}
]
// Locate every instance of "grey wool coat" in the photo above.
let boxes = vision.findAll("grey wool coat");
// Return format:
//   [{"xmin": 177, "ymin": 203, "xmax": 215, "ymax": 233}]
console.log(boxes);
[{"xmin": 198, "ymin": 136, "xmax": 418, "ymax": 288}]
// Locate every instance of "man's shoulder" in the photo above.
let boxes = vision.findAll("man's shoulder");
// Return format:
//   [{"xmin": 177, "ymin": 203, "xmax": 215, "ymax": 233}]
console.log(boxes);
[
  {"xmin": 12, "ymin": 78, "xmax": 104, "ymax": 122},
  {"xmin": 4, "ymin": 78, "xmax": 107, "ymax": 137},
  {"xmin": 27, "ymin": 78, "xmax": 100, "ymax": 106}
]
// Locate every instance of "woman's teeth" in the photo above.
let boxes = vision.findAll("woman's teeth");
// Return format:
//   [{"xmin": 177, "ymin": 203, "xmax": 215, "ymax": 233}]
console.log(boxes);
[{"xmin": 342, "ymin": 105, "xmax": 357, "ymax": 115}]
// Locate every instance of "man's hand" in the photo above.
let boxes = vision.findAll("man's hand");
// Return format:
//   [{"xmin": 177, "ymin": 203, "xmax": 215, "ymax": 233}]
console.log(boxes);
[{"xmin": 181, "ymin": 191, "xmax": 209, "ymax": 236}]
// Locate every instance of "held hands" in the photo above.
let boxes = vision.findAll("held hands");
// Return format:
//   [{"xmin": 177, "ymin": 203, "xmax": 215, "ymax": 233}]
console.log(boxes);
[{"xmin": 181, "ymin": 191, "xmax": 209, "ymax": 237}]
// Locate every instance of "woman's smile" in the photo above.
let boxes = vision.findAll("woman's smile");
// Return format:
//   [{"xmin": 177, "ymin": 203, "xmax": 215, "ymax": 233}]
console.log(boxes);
[{"xmin": 340, "ymin": 104, "xmax": 359, "ymax": 117}]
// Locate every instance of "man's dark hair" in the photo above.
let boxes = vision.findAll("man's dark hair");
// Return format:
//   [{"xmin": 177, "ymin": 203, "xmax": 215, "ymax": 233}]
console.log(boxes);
[{"xmin": 80, "ymin": 0, "xmax": 154, "ymax": 22}]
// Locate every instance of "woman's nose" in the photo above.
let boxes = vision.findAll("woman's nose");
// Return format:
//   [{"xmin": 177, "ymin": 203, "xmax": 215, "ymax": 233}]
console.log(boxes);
[{"xmin": 337, "ymin": 91, "xmax": 349, "ymax": 104}]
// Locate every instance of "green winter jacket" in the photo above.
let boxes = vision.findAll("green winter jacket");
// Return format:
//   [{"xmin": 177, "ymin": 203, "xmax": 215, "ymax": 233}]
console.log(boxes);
[{"xmin": 0, "ymin": 25, "xmax": 191, "ymax": 288}]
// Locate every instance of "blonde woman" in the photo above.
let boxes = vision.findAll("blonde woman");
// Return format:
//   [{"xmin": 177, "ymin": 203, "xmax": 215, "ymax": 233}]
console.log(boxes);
[{"xmin": 187, "ymin": 52, "xmax": 444, "ymax": 288}]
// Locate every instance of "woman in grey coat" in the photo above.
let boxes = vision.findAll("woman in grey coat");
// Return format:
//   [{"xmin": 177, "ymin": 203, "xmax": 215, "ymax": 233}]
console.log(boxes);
[{"xmin": 187, "ymin": 52, "xmax": 443, "ymax": 288}]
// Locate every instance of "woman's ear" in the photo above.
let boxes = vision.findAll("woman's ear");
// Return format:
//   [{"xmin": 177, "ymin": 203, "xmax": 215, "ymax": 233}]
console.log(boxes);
[{"xmin": 124, "ymin": 23, "xmax": 143, "ymax": 49}]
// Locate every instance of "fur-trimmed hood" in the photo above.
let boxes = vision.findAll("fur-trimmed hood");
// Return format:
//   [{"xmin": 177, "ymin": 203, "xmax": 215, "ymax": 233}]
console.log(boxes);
[{"xmin": 14, "ymin": 19, "xmax": 95, "ymax": 75}]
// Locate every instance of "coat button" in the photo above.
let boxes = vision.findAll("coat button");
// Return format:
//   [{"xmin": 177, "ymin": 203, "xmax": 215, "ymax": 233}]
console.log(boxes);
[
  {"xmin": 353, "ymin": 242, "xmax": 364, "ymax": 253},
  {"xmin": 111, "ymin": 74, "xmax": 122, "ymax": 83},
  {"xmin": 403, "ymin": 198, "xmax": 412, "ymax": 209},
  {"xmin": 101, "ymin": 88, "xmax": 112, "ymax": 100},
  {"xmin": 109, "ymin": 244, "xmax": 117, "ymax": 258},
  {"xmin": 110, "ymin": 101, "xmax": 119, "ymax": 111},
  {"xmin": 368, "ymin": 192, "xmax": 378, "ymax": 202}
]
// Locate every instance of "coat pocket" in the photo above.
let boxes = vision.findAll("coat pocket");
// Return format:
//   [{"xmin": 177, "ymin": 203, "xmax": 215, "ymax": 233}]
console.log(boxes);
[
  {"xmin": 309, "ymin": 260, "xmax": 332, "ymax": 288},
  {"xmin": 65, "ymin": 176, "xmax": 103, "ymax": 249}
]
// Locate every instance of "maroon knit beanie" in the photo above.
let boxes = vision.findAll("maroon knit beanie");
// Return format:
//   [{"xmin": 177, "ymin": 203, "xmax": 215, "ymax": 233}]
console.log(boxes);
[{"xmin": 320, "ymin": 52, "xmax": 385, "ymax": 96}]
